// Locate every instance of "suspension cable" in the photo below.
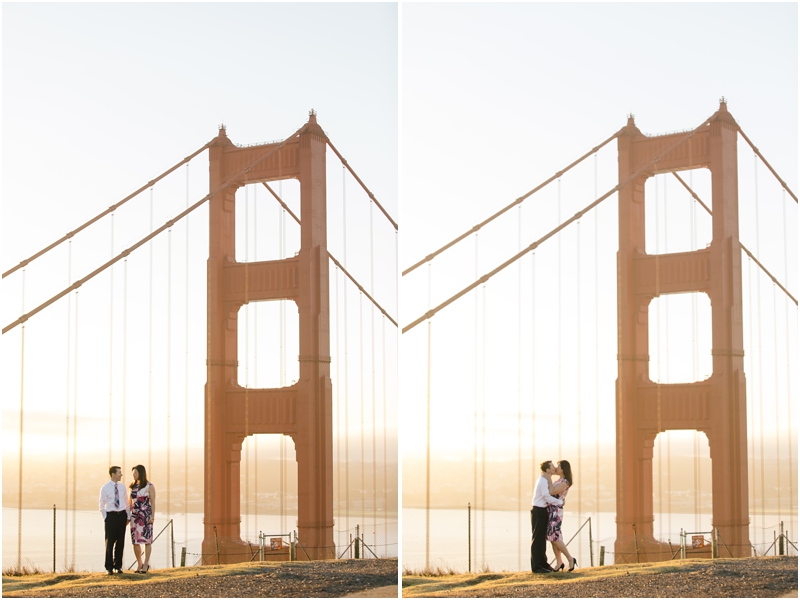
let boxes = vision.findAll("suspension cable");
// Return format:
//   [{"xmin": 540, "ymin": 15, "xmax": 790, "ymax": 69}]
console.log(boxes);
[
  {"xmin": 402, "ymin": 130, "xmax": 621, "ymax": 276},
  {"xmin": 65, "ymin": 243, "xmax": 71, "ymax": 568},
  {"xmin": 593, "ymin": 152, "xmax": 600, "ymax": 548},
  {"xmin": 343, "ymin": 165, "xmax": 350, "ymax": 536},
  {"xmin": 326, "ymin": 139, "xmax": 397, "ymax": 230},
  {"xmin": 672, "ymin": 173, "xmax": 797, "ymax": 305},
  {"xmin": 370, "ymin": 201, "xmax": 377, "ymax": 548},
  {"xmin": 782, "ymin": 189, "xmax": 795, "ymax": 540},
  {"xmin": 557, "ymin": 177, "xmax": 562, "ymax": 458},
  {"xmin": 755, "ymin": 153, "xmax": 766, "ymax": 546},
  {"xmin": 424, "ymin": 262, "xmax": 432, "ymax": 570},
  {"xmin": 655, "ymin": 174, "xmax": 663, "ymax": 537},
  {"xmin": 148, "ymin": 187, "xmax": 154, "ymax": 471},
  {"xmin": 261, "ymin": 181, "xmax": 398, "ymax": 327},
  {"xmin": 184, "ymin": 161, "xmax": 190, "ymax": 542},
  {"xmin": 108, "ymin": 214, "xmax": 115, "ymax": 466},
  {"xmin": 517, "ymin": 204, "xmax": 522, "ymax": 571},
  {"xmin": 71, "ymin": 289, "xmax": 79, "ymax": 564},
  {"xmin": 738, "ymin": 128, "xmax": 798, "ymax": 203},
  {"xmin": 473, "ymin": 233, "xmax": 479, "ymax": 571},
  {"xmin": 17, "ymin": 269, "xmax": 26, "ymax": 570},
  {"xmin": 167, "ymin": 221, "xmax": 173, "ymax": 525},
  {"xmin": 403, "ymin": 114, "xmax": 716, "ymax": 334},
  {"xmin": 2, "ymin": 141, "xmax": 213, "ymax": 279},
  {"xmin": 773, "ymin": 281, "xmax": 781, "ymax": 527},
  {"xmin": 3, "ymin": 124, "xmax": 308, "ymax": 335},
  {"xmin": 360, "ymin": 291, "xmax": 365, "ymax": 532},
  {"xmin": 481, "ymin": 283, "xmax": 487, "ymax": 567}
]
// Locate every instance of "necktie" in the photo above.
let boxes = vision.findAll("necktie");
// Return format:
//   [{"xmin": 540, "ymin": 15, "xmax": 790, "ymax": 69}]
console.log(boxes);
[{"xmin": 114, "ymin": 483, "xmax": 120, "ymax": 508}]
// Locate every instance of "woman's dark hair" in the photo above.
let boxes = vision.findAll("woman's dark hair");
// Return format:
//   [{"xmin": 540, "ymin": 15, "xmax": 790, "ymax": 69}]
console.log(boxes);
[
  {"xmin": 558, "ymin": 460, "xmax": 573, "ymax": 487},
  {"xmin": 129, "ymin": 464, "xmax": 148, "ymax": 490}
]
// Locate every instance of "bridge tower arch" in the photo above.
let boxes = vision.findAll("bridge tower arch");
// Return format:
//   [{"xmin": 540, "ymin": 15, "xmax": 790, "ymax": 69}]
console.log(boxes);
[
  {"xmin": 203, "ymin": 112, "xmax": 334, "ymax": 562},
  {"xmin": 615, "ymin": 100, "xmax": 751, "ymax": 561}
]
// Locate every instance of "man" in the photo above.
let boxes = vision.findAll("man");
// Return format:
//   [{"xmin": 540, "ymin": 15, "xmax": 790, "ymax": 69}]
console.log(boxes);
[
  {"xmin": 530, "ymin": 460, "xmax": 563, "ymax": 573},
  {"xmin": 99, "ymin": 465, "xmax": 130, "ymax": 574}
]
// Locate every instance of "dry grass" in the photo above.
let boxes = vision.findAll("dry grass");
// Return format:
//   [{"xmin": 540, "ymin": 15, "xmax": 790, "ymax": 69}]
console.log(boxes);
[{"xmin": 401, "ymin": 556, "xmax": 798, "ymax": 598}]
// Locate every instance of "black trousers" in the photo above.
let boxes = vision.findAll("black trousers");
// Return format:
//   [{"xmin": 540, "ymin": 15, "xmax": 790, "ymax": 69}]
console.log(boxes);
[
  {"xmin": 104, "ymin": 510, "xmax": 127, "ymax": 571},
  {"xmin": 530, "ymin": 506, "xmax": 549, "ymax": 571}
]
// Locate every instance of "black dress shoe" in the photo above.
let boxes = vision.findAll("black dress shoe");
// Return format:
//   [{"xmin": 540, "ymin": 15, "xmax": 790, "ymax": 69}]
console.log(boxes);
[
  {"xmin": 115, "ymin": 568, "xmax": 124, "ymax": 574},
  {"xmin": 533, "ymin": 566, "xmax": 550, "ymax": 574},
  {"xmin": 545, "ymin": 563, "xmax": 555, "ymax": 571},
  {"xmin": 106, "ymin": 570, "xmax": 114, "ymax": 575}
]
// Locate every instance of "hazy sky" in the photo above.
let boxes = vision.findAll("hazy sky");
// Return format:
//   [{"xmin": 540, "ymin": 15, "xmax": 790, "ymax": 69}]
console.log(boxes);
[
  {"xmin": 400, "ymin": 2, "xmax": 797, "ymax": 487},
  {"xmin": 2, "ymin": 3, "xmax": 399, "ymax": 526}
]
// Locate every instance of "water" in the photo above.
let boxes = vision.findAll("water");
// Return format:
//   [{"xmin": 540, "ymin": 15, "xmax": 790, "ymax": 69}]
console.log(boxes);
[
  {"xmin": 3, "ymin": 508, "xmax": 397, "ymax": 573},
  {"xmin": 402, "ymin": 507, "xmax": 796, "ymax": 572}
]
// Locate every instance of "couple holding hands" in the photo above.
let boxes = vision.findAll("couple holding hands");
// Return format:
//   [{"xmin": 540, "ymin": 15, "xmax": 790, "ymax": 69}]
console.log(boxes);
[{"xmin": 530, "ymin": 459, "xmax": 576, "ymax": 574}]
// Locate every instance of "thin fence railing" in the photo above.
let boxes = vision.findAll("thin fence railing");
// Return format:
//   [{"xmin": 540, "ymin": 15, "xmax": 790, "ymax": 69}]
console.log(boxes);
[
  {"xmin": 401, "ymin": 505, "xmax": 797, "ymax": 574},
  {"xmin": 2, "ymin": 506, "xmax": 397, "ymax": 575}
]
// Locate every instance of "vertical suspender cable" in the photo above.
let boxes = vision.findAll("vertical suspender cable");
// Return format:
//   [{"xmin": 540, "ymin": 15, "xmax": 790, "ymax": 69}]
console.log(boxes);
[
  {"xmin": 360, "ymin": 291, "xmax": 365, "ymax": 531},
  {"xmin": 244, "ymin": 185, "xmax": 250, "ymax": 538},
  {"xmin": 17, "ymin": 269, "xmax": 26, "ymax": 570},
  {"xmin": 576, "ymin": 216, "xmax": 582, "ymax": 557},
  {"xmin": 370, "ymin": 202, "xmax": 377, "ymax": 548},
  {"xmin": 65, "ymin": 243, "xmax": 72, "ymax": 568},
  {"xmin": 382, "ymin": 313, "xmax": 387, "ymax": 552},
  {"xmin": 343, "ymin": 166, "xmax": 350, "ymax": 535},
  {"xmin": 517, "ymin": 205, "xmax": 522, "ymax": 571},
  {"xmin": 254, "ymin": 185, "xmax": 259, "ymax": 536},
  {"xmin": 335, "ymin": 263, "xmax": 341, "ymax": 539},
  {"xmin": 655, "ymin": 176, "xmax": 663, "ymax": 537},
  {"xmin": 594, "ymin": 152, "xmax": 600, "ymax": 548},
  {"xmin": 108, "ymin": 214, "xmax": 115, "ymax": 466},
  {"xmin": 782, "ymin": 189, "xmax": 794, "ymax": 539},
  {"xmin": 72, "ymin": 289, "xmax": 79, "ymax": 564},
  {"xmin": 473, "ymin": 232, "xmax": 479, "ymax": 571},
  {"xmin": 531, "ymin": 248, "xmax": 537, "ymax": 492},
  {"xmin": 755, "ymin": 154, "xmax": 765, "ymax": 546},
  {"xmin": 425, "ymin": 262, "xmax": 432, "ymax": 570},
  {"xmin": 184, "ymin": 162, "xmax": 190, "ymax": 543},
  {"xmin": 481, "ymin": 282, "xmax": 486, "ymax": 566},
  {"xmin": 148, "ymin": 186, "xmax": 154, "ymax": 469},
  {"xmin": 773, "ymin": 281, "xmax": 781, "ymax": 527},
  {"xmin": 747, "ymin": 256, "xmax": 756, "ymax": 541},
  {"xmin": 279, "ymin": 182, "xmax": 286, "ymax": 535},
  {"xmin": 557, "ymin": 178, "xmax": 562, "ymax": 457},
  {"xmin": 123, "ymin": 256, "xmax": 128, "ymax": 483},
  {"xmin": 167, "ymin": 222, "xmax": 173, "ymax": 525}
]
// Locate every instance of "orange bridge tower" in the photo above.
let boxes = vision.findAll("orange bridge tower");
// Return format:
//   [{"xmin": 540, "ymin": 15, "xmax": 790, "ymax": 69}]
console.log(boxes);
[
  {"xmin": 615, "ymin": 101, "xmax": 751, "ymax": 561},
  {"xmin": 203, "ymin": 112, "xmax": 334, "ymax": 563}
]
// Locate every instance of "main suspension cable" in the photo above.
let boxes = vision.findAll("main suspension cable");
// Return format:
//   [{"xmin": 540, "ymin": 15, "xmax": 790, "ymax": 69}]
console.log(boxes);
[
  {"xmin": 2, "ymin": 141, "xmax": 213, "ymax": 279},
  {"xmin": 403, "ymin": 113, "xmax": 717, "ymax": 333},
  {"xmin": 326, "ymin": 139, "xmax": 397, "ymax": 231},
  {"xmin": 738, "ymin": 128, "xmax": 798, "ymax": 203},
  {"xmin": 402, "ymin": 130, "xmax": 621, "ymax": 276},
  {"xmin": 3, "ymin": 124, "xmax": 308, "ymax": 335}
]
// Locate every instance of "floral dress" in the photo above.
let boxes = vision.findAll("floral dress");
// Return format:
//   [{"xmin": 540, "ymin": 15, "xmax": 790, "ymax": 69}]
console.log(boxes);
[
  {"xmin": 130, "ymin": 482, "xmax": 154, "ymax": 544},
  {"xmin": 546, "ymin": 478, "xmax": 569, "ymax": 543}
]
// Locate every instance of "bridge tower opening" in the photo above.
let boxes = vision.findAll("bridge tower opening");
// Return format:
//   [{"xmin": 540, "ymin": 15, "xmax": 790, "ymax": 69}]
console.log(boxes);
[
  {"xmin": 203, "ymin": 113, "xmax": 334, "ymax": 563},
  {"xmin": 615, "ymin": 101, "xmax": 751, "ymax": 561}
]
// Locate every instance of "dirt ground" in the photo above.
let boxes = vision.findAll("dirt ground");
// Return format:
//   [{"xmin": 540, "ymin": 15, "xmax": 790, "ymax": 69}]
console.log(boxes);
[
  {"xmin": 3, "ymin": 558, "xmax": 398, "ymax": 598},
  {"xmin": 402, "ymin": 556, "xmax": 798, "ymax": 598}
]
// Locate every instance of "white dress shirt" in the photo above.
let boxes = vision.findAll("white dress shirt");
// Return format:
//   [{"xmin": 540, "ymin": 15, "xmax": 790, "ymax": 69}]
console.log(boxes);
[
  {"xmin": 99, "ymin": 480, "xmax": 131, "ymax": 520},
  {"xmin": 531, "ymin": 474, "xmax": 563, "ymax": 508}
]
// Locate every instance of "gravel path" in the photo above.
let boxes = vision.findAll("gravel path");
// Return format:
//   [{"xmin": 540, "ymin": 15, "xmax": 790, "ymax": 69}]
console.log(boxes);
[
  {"xmin": 403, "ymin": 556, "xmax": 797, "ymax": 598},
  {"xmin": 6, "ymin": 559, "xmax": 398, "ymax": 598}
]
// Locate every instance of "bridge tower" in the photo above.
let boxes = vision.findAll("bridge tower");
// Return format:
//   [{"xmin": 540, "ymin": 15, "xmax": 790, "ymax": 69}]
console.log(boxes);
[
  {"xmin": 615, "ymin": 101, "xmax": 751, "ymax": 561},
  {"xmin": 203, "ymin": 112, "xmax": 334, "ymax": 563}
]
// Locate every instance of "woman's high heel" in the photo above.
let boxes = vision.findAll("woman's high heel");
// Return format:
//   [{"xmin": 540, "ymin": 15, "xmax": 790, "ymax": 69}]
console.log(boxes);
[
  {"xmin": 556, "ymin": 563, "xmax": 565, "ymax": 571},
  {"xmin": 568, "ymin": 558, "xmax": 577, "ymax": 572}
]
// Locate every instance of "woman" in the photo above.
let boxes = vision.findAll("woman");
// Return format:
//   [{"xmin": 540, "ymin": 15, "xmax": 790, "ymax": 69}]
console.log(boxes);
[
  {"xmin": 547, "ymin": 459, "xmax": 577, "ymax": 571},
  {"xmin": 129, "ymin": 464, "xmax": 156, "ymax": 574}
]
